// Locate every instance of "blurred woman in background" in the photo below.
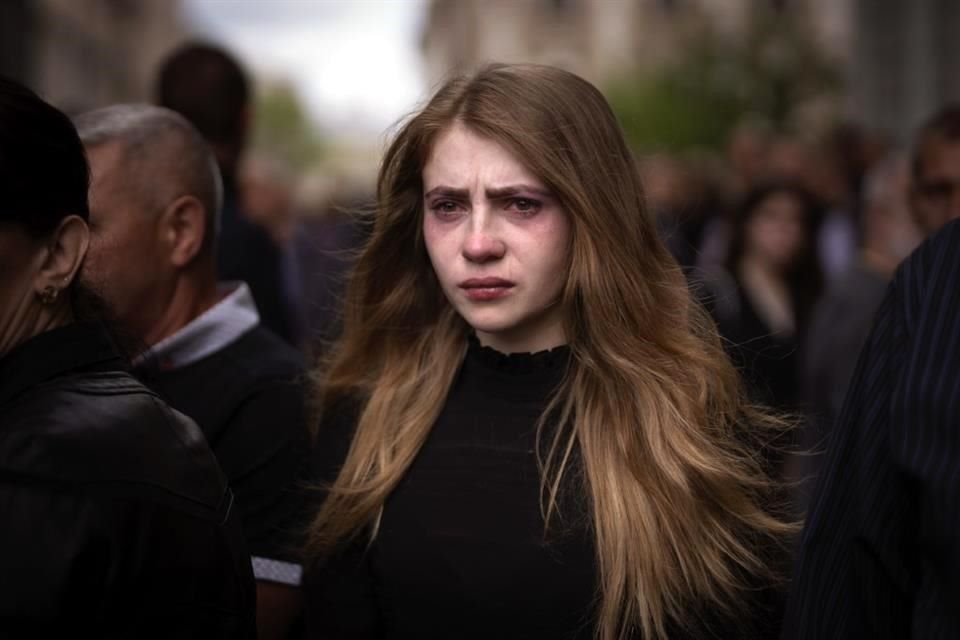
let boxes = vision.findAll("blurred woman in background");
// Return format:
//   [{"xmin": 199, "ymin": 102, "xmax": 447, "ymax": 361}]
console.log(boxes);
[
  {"xmin": 306, "ymin": 64, "xmax": 793, "ymax": 640},
  {"xmin": 698, "ymin": 182, "xmax": 823, "ymax": 414}
]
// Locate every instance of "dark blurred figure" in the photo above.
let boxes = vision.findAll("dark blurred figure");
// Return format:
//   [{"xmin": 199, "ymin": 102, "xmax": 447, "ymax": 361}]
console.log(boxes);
[
  {"xmin": 156, "ymin": 42, "xmax": 296, "ymax": 344},
  {"xmin": 802, "ymin": 156, "xmax": 920, "ymax": 484},
  {"xmin": 696, "ymin": 123, "xmax": 774, "ymax": 269},
  {"xmin": 727, "ymin": 121, "xmax": 773, "ymax": 198},
  {"xmin": 241, "ymin": 152, "xmax": 298, "ymax": 248},
  {"xmin": 908, "ymin": 104, "xmax": 960, "ymax": 233},
  {"xmin": 643, "ymin": 154, "xmax": 723, "ymax": 270},
  {"xmin": 784, "ymin": 218, "xmax": 960, "ymax": 638},
  {"xmin": 0, "ymin": 77, "xmax": 255, "ymax": 638},
  {"xmin": 288, "ymin": 182, "xmax": 369, "ymax": 358},
  {"xmin": 75, "ymin": 104, "xmax": 310, "ymax": 640},
  {"xmin": 765, "ymin": 134, "xmax": 859, "ymax": 283},
  {"xmin": 697, "ymin": 182, "xmax": 823, "ymax": 412},
  {"xmin": 821, "ymin": 122, "xmax": 890, "ymax": 228},
  {"xmin": 240, "ymin": 152, "xmax": 305, "ymax": 343}
]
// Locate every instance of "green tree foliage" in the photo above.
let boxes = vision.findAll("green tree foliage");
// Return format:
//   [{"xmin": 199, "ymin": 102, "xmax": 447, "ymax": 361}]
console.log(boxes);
[
  {"xmin": 252, "ymin": 81, "xmax": 326, "ymax": 170},
  {"xmin": 607, "ymin": 9, "xmax": 841, "ymax": 153}
]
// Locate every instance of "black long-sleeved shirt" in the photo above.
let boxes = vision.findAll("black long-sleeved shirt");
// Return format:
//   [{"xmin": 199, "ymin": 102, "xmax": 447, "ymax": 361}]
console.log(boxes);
[
  {"xmin": 307, "ymin": 338, "xmax": 783, "ymax": 639},
  {"xmin": 306, "ymin": 339, "xmax": 597, "ymax": 639},
  {"xmin": 784, "ymin": 219, "xmax": 960, "ymax": 638}
]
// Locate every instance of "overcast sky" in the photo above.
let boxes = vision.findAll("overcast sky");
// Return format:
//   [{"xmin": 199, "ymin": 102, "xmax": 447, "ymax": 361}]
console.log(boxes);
[{"xmin": 183, "ymin": 0, "xmax": 430, "ymax": 141}]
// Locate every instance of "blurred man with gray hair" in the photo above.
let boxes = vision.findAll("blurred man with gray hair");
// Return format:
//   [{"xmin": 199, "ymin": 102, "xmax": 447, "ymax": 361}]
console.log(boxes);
[{"xmin": 76, "ymin": 104, "xmax": 310, "ymax": 640}]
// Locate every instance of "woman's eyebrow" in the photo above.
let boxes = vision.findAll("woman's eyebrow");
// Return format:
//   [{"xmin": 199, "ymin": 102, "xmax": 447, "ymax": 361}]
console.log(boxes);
[
  {"xmin": 485, "ymin": 185, "xmax": 552, "ymax": 198},
  {"xmin": 423, "ymin": 186, "xmax": 468, "ymax": 199},
  {"xmin": 423, "ymin": 184, "xmax": 552, "ymax": 199}
]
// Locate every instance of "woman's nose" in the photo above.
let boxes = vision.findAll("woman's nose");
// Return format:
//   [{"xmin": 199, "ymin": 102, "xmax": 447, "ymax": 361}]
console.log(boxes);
[{"xmin": 461, "ymin": 211, "xmax": 506, "ymax": 263}]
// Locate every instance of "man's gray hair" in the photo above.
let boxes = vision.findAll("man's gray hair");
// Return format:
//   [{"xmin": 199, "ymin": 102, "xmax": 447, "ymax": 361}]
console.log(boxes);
[{"xmin": 74, "ymin": 104, "xmax": 223, "ymax": 252}]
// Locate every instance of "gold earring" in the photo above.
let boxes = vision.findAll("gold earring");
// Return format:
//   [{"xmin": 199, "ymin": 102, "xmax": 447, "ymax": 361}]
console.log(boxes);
[{"xmin": 38, "ymin": 286, "xmax": 60, "ymax": 305}]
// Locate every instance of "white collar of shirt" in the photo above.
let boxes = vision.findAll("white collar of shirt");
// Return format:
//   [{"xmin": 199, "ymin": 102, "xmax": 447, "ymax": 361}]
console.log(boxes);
[{"xmin": 139, "ymin": 282, "xmax": 260, "ymax": 370}]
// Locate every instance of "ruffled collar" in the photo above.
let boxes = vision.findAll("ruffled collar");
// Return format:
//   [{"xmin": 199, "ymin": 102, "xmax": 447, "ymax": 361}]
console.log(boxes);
[{"xmin": 466, "ymin": 333, "xmax": 571, "ymax": 375}]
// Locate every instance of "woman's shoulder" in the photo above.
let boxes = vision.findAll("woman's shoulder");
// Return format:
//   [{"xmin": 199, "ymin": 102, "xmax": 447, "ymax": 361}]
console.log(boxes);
[{"xmin": 1, "ymin": 370, "xmax": 229, "ymax": 513}]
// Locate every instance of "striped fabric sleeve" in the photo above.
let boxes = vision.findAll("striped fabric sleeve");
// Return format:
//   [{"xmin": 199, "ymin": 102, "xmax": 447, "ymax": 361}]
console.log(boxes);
[{"xmin": 784, "ymin": 219, "xmax": 960, "ymax": 639}]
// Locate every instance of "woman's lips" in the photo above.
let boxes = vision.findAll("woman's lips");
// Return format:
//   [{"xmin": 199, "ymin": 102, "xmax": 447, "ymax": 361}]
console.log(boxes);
[{"xmin": 459, "ymin": 277, "xmax": 515, "ymax": 301}]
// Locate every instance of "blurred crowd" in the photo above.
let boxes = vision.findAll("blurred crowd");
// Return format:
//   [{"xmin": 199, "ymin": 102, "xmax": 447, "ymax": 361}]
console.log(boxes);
[
  {"xmin": 230, "ymin": 36, "xmax": 960, "ymax": 518},
  {"xmin": 264, "ymin": 66, "xmax": 957, "ymax": 498},
  {"xmin": 4, "ymin": 34, "xmax": 960, "ymax": 639},
  {"xmin": 639, "ymin": 111, "xmax": 960, "ymax": 501},
  {"xmin": 132, "ymin": 37, "xmax": 960, "ymax": 625}
]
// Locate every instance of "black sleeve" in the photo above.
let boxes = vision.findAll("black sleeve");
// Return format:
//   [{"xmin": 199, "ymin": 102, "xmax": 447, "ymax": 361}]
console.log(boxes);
[
  {"xmin": 784, "ymin": 221, "xmax": 960, "ymax": 639},
  {"xmin": 783, "ymin": 277, "xmax": 912, "ymax": 638},
  {"xmin": 213, "ymin": 376, "xmax": 313, "ymax": 582},
  {"xmin": 783, "ymin": 278, "xmax": 913, "ymax": 639},
  {"xmin": 303, "ymin": 396, "xmax": 384, "ymax": 639}
]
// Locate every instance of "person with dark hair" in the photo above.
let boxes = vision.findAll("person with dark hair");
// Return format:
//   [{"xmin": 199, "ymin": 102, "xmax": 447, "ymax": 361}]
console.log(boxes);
[
  {"xmin": 75, "ymin": 103, "xmax": 311, "ymax": 640},
  {"xmin": 156, "ymin": 41, "xmax": 296, "ymax": 344},
  {"xmin": 696, "ymin": 182, "xmax": 824, "ymax": 413},
  {"xmin": 908, "ymin": 104, "xmax": 960, "ymax": 233},
  {"xmin": 0, "ymin": 76, "xmax": 255, "ymax": 637},
  {"xmin": 783, "ymin": 217, "xmax": 960, "ymax": 638}
]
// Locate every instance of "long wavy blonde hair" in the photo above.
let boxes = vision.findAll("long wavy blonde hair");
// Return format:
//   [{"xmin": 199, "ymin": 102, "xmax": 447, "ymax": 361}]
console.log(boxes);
[{"xmin": 307, "ymin": 63, "xmax": 792, "ymax": 640}]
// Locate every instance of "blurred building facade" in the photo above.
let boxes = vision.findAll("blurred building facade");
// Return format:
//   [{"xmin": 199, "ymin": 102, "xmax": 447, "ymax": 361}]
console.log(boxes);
[
  {"xmin": 850, "ymin": 0, "xmax": 960, "ymax": 142},
  {"xmin": 422, "ymin": 0, "xmax": 848, "ymax": 90},
  {"xmin": 422, "ymin": 0, "xmax": 960, "ymax": 142},
  {"xmin": 0, "ymin": 0, "xmax": 184, "ymax": 113}
]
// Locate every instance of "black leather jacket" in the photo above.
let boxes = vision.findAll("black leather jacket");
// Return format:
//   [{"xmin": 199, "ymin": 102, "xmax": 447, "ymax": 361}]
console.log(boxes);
[{"xmin": 0, "ymin": 323, "xmax": 256, "ymax": 638}]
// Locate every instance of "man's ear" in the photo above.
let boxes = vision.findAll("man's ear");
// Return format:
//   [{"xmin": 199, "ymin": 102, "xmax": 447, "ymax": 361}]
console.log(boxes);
[
  {"xmin": 34, "ymin": 215, "xmax": 90, "ymax": 295},
  {"xmin": 161, "ymin": 195, "xmax": 208, "ymax": 268}
]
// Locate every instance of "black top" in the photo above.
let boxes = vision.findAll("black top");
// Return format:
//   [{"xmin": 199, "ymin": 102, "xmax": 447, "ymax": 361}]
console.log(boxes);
[
  {"xmin": 718, "ymin": 279, "xmax": 801, "ymax": 411},
  {"xmin": 306, "ymin": 338, "xmax": 597, "ymax": 639},
  {"xmin": 136, "ymin": 324, "xmax": 311, "ymax": 573},
  {"xmin": 0, "ymin": 323, "xmax": 255, "ymax": 638},
  {"xmin": 306, "ymin": 338, "xmax": 781, "ymax": 639},
  {"xmin": 784, "ymin": 219, "xmax": 960, "ymax": 639}
]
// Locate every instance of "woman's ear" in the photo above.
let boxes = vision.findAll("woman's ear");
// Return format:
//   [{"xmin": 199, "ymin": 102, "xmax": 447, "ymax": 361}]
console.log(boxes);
[{"xmin": 34, "ymin": 215, "xmax": 90, "ymax": 297}]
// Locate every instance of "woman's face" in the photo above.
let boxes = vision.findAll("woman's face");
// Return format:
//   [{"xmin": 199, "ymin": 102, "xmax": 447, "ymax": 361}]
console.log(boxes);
[
  {"xmin": 744, "ymin": 192, "xmax": 807, "ymax": 269},
  {"xmin": 422, "ymin": 124, "xmax": 571, "ymax": 354},
  {"xmin": 0, "ymin": 225, "xmax": 43, "ymax": 356}
]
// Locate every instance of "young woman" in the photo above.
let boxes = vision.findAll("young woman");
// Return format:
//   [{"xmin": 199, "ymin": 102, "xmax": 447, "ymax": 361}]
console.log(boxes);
[{"xmin": 306, "ymin": 64, "xmax": 792, "ymax": 640}]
